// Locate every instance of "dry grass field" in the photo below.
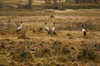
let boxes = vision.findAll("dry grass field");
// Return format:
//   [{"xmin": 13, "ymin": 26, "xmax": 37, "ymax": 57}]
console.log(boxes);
[{"xmin": 0, "ymin": 0, "xmax": 100, "ymax": 66}]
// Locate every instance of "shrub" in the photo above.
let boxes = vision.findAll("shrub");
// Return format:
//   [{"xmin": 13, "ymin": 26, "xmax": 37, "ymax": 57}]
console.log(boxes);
[
  {"xmin": 35, "ymin": 48, "xmax": 51, "ymax": 57},
  {"xmin": 26, "ymin": 0, "xmax": 33, "ymax": 9},
  {"xmin": 17, "ymin": 1, "xmax": 22, "ymax": 9},
  {"xmin": 15, "ymin": 21, "xmax": 20, "ymax": 29},
  {"xmin": 57, "ymin": 56, "xmax": 68, "ymax": 62},
  {"xmin": 38, "ymin": 27, "xmax": 43, "ymax": 32},
  {"xmin": 0, "ymin": 1, "xmax": 4, "ymax": 8},
  {"xmin": 6, "ymin": 20, "xmax": 16, "ymax": 30},
  {"xmin": 18, "ymin": 34, "xmax": 28, "ymax": 39},
  {"xmin": 12, "ymin": 51, "xmax": 33, "ymax": 62},
  {"xmin": 62, "ymin": 47, "xmax": 70, "ymax": 55},
  {"xmin": 7, "ymin": 20, "xmax": 11, "ymax": 29},
  {"xmin": 52, "ymin": 41, "xmax": 62, "ymax": 53},
  {"xmin": 0, "ymin": 23, "xmax": 5, "ymax": 30},
  {"xmin": 78, "ymin": 44, "xmax": 100, "ymax": 62},
  {"xmin": 52, "ymin": 41, "xmax": 71, "ymax": 56},
  {"xmin": 33, "ymin": 27, "xmax": 35, "ymax": 32},
  {"xmin": 11, "ymin": 46, "xmax": 33, "ymax": 62},
  {"xmin": 50, "ymin": 15, "xmax": 54, "ymax": 18},
  {"xmin": 52, "ymin": 41, "xmax": 62, "ymax": 55},
  {"xmin": 0, "ymin": 44, "xmax": 5, "ymax": 48}
]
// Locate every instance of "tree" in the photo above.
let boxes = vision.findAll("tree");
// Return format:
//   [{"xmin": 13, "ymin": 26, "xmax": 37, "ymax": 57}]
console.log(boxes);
[
  {"xmin": 0, "ymin": 1, "xmax": 4, "ymax": 8},
  {"xmin": 44, "ymin": 0, "xmax": 51, "ymax": 4},
  {"xmin": 27, "ymin": 0, "xmax": 33, "ymax": 9},
  {"xmin": 93, "ymin": 0, "xmax": 99, "ymax": 3},
  {"xmin": 59, "ymin": 0, "xmax": 61, "ymax": 4},
  {"xmin": 54, "ymin": 0, "xmax": 58, "ymax": 9},
  {"xmin": 48, "ymin": 0, "xmax": 51, "ymax": 3},
  {"xmin": 61, "ymin": 0, "xmax": 63, "ymax": 3},
  {"xmin": 44, "ymin": 0, "xmax": 48, "ymax": 4},
  {"xmin": 75, "ymin": 0, "xmax": 79, "ymax": 4},
  {"xmin": 17, "ymin": 1, "xmax": 22, "ymax": 9}
]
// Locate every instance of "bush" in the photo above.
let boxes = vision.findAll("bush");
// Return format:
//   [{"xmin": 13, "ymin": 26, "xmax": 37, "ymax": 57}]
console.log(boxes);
[
  {"xmin": 52, "ymin": 41, "xmax": 62, "ymax": 53},
  {"xmin": 0, "ymin": 44, "xmax": 5, "ymax": 49},
  {"xmin": 11, "ymin": 46, "xmax": 33, "ymax": 62},
  {"xmin": 12, "ymin": 51, "xmax": 33, "ymax": 62},
  {"xmin": 0, "ymin": 1, "xmax": 4, "ymax": 8},
  {"xmin": 57, "ymin": 56, "xmax": 68, "ymax": 62},
  {"xmin": 62, "ymin": 47, "xmax": 70, "ymax": 55},
  {"xmin": 18, "ymin": 34, "xmax": 28, "ymax": 39},
  {"xmin": 50, "ymin": 15, "xmax": 54, "ymax": 18},
  {"xmin": 17, "ymin": 1, "xmax": 22, "ymax": 9},
  {"xmin": 78, "ymin": 44, "xmax": 100, "ymax": 62},
  {"xmin": 44, "ymin": 3, "xmax": 100, "ymax": 9},
  {"xmin": 25, "ymin": 0, "xmax": 33, "ymax": 9},
  {"xmin": 35, "ymin": 48, "xmax": 51, "ymax": 57},
  {"xmin": 57, "ymin": 19, "xmax": 100, "ymax": 31},
  {"xmin": 0, "ymin": 23, "xmax": 5, "ymax": 30},
  {"xmin": 38, "ymin": 27, "xmax": 43, "ymax": 32},
  {"xmin": 33, "ymin": 27, "xmax": 35, "ymax": 32}
]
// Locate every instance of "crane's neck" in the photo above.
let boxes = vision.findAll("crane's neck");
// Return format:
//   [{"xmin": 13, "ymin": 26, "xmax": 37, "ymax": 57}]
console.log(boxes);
[
  {"xmin": 20, "ymin": 23, "xmax": 22, "ymax": 28},
  {"xmin": 82, "ymin": 25, "xmax": 84, "ymax": 28},
  {"xmin": 45, "ymin": 24, "xmax": 47, "ymax": 27},
  {"xmin": 54, "ymin": 24, "xmax": 55, "ymax": 27},
  {"xmin": 82, "ymin": 26, "xmax": 85, "ymax": 30},
  {"xmin": 45, "ymin": 25, "xmax": 47, "ymax": 27}
]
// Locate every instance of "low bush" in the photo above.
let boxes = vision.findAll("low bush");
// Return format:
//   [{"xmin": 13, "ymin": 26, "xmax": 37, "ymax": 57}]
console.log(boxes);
[
  {"xmin": 57, "ymin": 56, "xmax": 68, "ymax": 62},
  {"xmin": 38, "ymin": 27, "xmax": 43, "ymax": 32},
  {"xmin": 78, "ymin": 44, "xmax": 100, "ymax": 62},
  {"xmin": 35, "ymin": 48, "xmax": 51, "ymax": 57},
  {"xmin": 10, "ymin": 46, "xmax": 33, "ymax": 62},
  {"xmin": 50, "ymin": 15, "xmax": 54, "ymax": 18},
  {"xmin": 18, "ymin": 34, "xmax": 28, "ymax": 39},
  {"xmin": 0, "ymin": 1, "xmax": 4, "ymax": 8}
]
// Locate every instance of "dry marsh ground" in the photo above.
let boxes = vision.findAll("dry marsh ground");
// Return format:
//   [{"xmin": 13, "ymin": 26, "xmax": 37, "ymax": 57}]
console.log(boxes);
[{"xmin": 0, "ymin": 1, "xmax": 100, "ymax": 65}]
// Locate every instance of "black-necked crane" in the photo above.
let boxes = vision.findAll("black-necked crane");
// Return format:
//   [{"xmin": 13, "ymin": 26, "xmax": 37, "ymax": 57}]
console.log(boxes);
[
  {"xmin": 17, "ymin": 21, "xmax": 22, "ymax": 31},
  {"xmin": 82, "ymin": 25, "xmax": 86, "ymax": 36},
  {"xmin": 45, "ymin": 22, "xmax": 50, "ymax": 34},
  {"xmin": 48, "ymin": 22, "xmax": 55, "ymax": 34},
  {"xmin": 45, "ymin": 22, "xmax": 49, "ymax": 31}
]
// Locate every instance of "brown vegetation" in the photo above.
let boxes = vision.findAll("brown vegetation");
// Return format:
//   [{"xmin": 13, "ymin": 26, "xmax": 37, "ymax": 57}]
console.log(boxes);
[{"xmin": 0, "ymin": 0, "xmax": 100, "ymax": 66}]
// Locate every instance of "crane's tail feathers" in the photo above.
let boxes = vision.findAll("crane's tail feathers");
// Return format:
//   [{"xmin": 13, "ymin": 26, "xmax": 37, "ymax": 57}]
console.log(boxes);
[
  {"xmin": 83, "ymin": 32, "xmax": 86, "ymax": 36},
  {"xmin": 48, "ymin": 31, "xmax": 50, "ymax": 34},
  {"xmin": 16, "ymin": 29, "xmax": 20, "ymax": 32}
]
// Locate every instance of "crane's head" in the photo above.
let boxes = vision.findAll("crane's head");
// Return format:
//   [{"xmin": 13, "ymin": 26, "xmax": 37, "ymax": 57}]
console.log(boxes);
[
  {"xmin": 82, "ymin": 25, "xmax": 84, "ymax": 28},
  {"xmin": 20, "ymin": 21, "xmax": 22, "ymax": 24},
  {"xmin": 53, "ymin": 22, "xmax": 55, "ymax": 24},
  {"xmin": 45, "ymin": 22, "xmax": 47, "ymax": 25}
]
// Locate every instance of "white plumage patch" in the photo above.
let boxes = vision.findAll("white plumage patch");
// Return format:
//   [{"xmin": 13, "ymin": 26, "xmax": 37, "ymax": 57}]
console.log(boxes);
[
  {"xmin": 50, "ymin": 27, "xmax": 55, "ymax": 32},
  {"xmin": 82, "ymin": 28, "xmax": 86, "ymax": 33},
  {"xmin": 17, "ymin": 24, "xmax": 22, "ymax": 31},
  {"xmin": 82, "ymin": 28, "xmax": 86, "ymax": 36},
  {"xmin": 45, "ymin": 25, "xmax": 49, "ymax": 31}
]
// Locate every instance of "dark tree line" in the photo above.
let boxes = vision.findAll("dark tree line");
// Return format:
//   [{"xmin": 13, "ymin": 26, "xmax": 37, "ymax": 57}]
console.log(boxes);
[
  {"xmin": 75, "ymin": 0, "xmax": 99, "ymax": 4},
  {"xmin": 44, "ymin": 0, "xmax": 100, "ymax": 9},
  {"xmin": 44, "ymin": 0, "xmax": 99, "ymax": 4},
  {"xmin": 44, "ymin": 0, "xmax": 64, "ymax": 9},
  {"xmin": 44, "ymin": 0, "xmax": 64, "ymax": 4}
]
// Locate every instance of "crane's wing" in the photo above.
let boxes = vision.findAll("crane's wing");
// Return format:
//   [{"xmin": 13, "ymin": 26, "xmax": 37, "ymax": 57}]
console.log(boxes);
[
  {"xmin": 17, "ymin": 26, "xmax": 21, "ymax": 30},
  {"xmin": 45, "ymin": 26, "xmax": 49, "ymax": 31},
  {"xmin": 50, "ymin": 27, "xmax": 55, "ymax": 31}
]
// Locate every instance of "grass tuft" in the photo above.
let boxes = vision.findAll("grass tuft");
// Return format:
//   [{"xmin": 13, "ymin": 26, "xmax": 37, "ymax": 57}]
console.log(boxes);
[
  {"xmin": 35, "ymin": 47, "xmax": 51, "ymax": 57},
  {"xmin": 78, "ymin": 43, "xmax": 100, "ymax": 62},
  {"xmin": 50, "ymin": 15, "xmax": 54, "ymax": 18},
  {"xmin": 10, "ymin": 46, "xmax": 33, "ymax": 62}
]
